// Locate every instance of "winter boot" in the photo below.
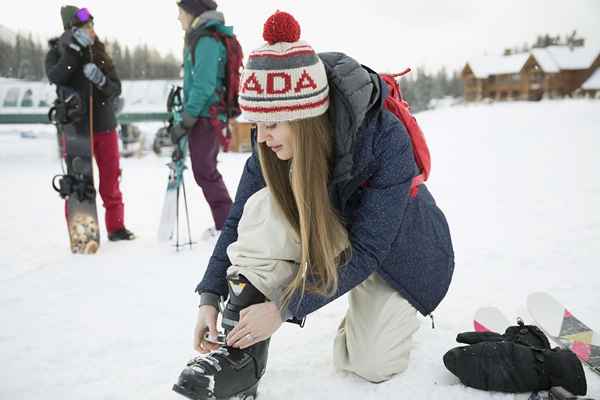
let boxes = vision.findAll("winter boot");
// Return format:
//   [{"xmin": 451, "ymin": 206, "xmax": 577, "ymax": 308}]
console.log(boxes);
[
  {"xmin": 108, "ymin": 227, "xmax": 135, "ymax": 241},
  {"xmin": 173, "ymin": 275, "xmax": 270, "ymax": 400}
]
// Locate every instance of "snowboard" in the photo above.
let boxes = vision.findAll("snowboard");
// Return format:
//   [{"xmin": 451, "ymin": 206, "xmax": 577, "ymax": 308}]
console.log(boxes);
[
  {"xmin": 50, "ymin": 88, "xmax": 100, "ymax": 254},
  {"xmin": 527, "ymin": 292, "xmax": 600, "ymax": 377}
]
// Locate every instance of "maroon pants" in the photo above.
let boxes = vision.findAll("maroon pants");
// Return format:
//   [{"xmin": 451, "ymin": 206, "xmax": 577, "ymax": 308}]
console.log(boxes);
[
  {"xmin": 94, "ymin": 130, "xmax": 125, "ymax": 233},
  {"xmin": 64, "ymin": 130, "xmax": 125, "ymax": 234},
  {"xmin": 187, "ymin": 118, "xmax": 232, "ymax": 230}
]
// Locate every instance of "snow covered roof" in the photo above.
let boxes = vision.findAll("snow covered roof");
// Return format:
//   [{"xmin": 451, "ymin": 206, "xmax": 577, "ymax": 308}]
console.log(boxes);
[
  {"xmin": 530, "ymin": 48, "xmax": 560, "ymax": 73},
  {"xmin": 466, "ymin": 46, "xmax": 600, "ymax": 78},
  {"xmin": 465, "ymin": 53, "xmax": 531, "ymax": 79},
  {"xmin": 531, "ymin": 46, "xmax": 599, "ymax": 72},
  {"xmin": 120, "ymin": 80, "xmax": 181, "ymax": 113},
  {"xmin": 582, "ymin": 68, "xmax": 600, "ymax": 90}
]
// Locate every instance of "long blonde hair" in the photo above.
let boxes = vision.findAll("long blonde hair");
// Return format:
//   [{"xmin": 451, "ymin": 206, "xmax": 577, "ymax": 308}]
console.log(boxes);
[{"xmin": 257, "ymin": 113, "xmax": 350, "ymax": 308}]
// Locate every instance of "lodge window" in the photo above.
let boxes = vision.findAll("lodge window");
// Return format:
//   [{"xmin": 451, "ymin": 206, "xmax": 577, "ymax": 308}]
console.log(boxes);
[
  {"xmin": 3, "ymin": 87, "xmax": 20, "ymax": 107},
  {"xmin": 21, "ymin": 90, "xmax": 33, "ymax": 107}
]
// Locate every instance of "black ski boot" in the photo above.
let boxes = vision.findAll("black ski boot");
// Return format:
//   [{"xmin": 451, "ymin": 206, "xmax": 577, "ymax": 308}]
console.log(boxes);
[
  {"xmin": 108, "ymin": 227, "xmax": 135, "ymax": 241},
  {"xmin": 173, "ymin": 275, "xmax": 270, "ymax": 400}
]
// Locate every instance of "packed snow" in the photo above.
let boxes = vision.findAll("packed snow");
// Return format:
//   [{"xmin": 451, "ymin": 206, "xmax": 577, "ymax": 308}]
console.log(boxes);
[{"xmin": 1, "ymin": 99, "xmax": 599, "ymax": 399}]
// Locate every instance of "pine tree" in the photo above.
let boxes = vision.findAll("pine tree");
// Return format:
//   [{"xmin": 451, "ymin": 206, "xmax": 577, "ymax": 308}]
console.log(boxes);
[{"xmin": 122, "ymin": 46, "xmax": 133, "ymax": 79}]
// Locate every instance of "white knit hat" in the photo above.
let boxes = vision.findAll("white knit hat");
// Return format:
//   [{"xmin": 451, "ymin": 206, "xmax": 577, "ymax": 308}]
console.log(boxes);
[{"xmin": 239, "ymin": 11, "xmax": 329, "ymax": 123}]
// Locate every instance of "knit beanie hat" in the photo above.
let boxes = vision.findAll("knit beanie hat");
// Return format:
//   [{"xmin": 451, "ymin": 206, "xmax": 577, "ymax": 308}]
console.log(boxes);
[
  {"xmin": 61, "ymin": 5, "xmax": 94, "ymax": 30},
  {"xmin": 60, "ymin": 5, "xmax": 79, "ymax": 30},
  {"xmin": 177, "ymin": 0, "xmax": 217, "ymax": 17},
  {"xmin": 239, "ymin": 11, "xmax": 329, "ymax": 123}
]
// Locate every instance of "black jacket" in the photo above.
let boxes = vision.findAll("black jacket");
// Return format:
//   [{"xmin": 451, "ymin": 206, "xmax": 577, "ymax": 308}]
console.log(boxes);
[{"xmin": 46, "ymin": 34, "xmax": 122, "ymax": 133}]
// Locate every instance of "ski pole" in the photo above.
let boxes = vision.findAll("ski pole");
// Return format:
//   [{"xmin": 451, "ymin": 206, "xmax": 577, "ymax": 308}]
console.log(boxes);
[
  {"xmin": 175, "ymin": 184, "xmax": 181, "ymax": 252},
  {"xmin": 181, "ymin": 177, "xmax": 193, "ymax": 249}
]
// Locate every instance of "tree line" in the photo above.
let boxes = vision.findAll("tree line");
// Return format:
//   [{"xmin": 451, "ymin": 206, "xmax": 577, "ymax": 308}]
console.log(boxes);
[
  {"xmin": 503, "ymin": 30, "xmax": 586, "ymax": 56},
  {"xmin": 399, "ymin": 68, "xmax": 464, "ymax": 113},
  {"xmin": 1, "ymin": 31, "xmax": 463, "ymax": 113},
  {"xmin": 0, "ymin": 34, "xmax": 182, "ymax": 81}
]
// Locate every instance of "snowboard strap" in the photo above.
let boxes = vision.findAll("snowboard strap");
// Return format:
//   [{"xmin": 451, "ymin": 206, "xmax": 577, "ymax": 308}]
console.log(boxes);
[{"xmin": 52, "ymin": 174, "xmax": 96, "ymax": 202}]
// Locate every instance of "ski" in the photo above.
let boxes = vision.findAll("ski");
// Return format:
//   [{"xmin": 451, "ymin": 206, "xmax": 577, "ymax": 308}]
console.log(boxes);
[
  {"xmin": 527, "ymin": 292, "xmax": 600, "ymax": 377},
  {"xmin": 474, "ymin": 306, "xmax": 511, "ymax": 333},
  {"xmin": 157, "ymin": 85, "xmax": 194, "ymax": 250}
]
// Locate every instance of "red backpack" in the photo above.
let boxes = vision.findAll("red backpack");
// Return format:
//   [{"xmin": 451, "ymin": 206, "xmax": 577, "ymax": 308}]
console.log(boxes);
[
  {"xmin": 191, "ymin": 30, "xmax": 244, "ymax": 151},
  {"xmin": 379, "ymin": 69, "xmax": 431, "ymax": 198}
]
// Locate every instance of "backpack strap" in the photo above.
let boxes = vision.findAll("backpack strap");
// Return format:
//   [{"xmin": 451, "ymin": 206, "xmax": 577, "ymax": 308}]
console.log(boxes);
[
  {"xmin": 380, "ymin": 72, "xmax": 431, "ymax": 198},
  {"xmin": 188, "ymin": 27, "xmax": 221, "ymax": 66}
]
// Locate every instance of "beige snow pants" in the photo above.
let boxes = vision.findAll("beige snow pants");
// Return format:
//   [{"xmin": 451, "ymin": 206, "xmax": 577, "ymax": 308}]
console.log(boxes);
[{"xmin": 226, "ymin": 188, "xmax": 419, "ymax": 383}]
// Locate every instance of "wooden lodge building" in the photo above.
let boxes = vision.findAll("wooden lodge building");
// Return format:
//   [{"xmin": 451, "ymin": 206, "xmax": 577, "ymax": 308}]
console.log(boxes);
[{"xmin": 462, "ymin": 46, "xmax": 600, "ymax": 102}]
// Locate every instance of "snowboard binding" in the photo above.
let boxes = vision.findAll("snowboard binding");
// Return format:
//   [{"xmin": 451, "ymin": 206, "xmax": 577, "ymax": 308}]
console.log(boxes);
[
  {"xmin": 48, "ymin": 90, "xmax": 84, "ymax": 126},
  {"xmin": 52, "ymin": 174, "xmax": 96, "ymax": 202},
  {"xmin": 173, "ymin": 276, "xmax": 269, "ymax": 400}
]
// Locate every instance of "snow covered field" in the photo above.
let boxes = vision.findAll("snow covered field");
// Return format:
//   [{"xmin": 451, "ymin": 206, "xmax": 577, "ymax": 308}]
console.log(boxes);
[{"xmin": 1, "ymin": 99, "xmax": 599, "ymax": 399}]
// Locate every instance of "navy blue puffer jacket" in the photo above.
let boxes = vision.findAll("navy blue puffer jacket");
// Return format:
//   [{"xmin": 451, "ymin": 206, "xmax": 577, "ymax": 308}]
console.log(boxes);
[{"xmin": 196, "ymin": 53, "xmax": 454, "ymax": 318}]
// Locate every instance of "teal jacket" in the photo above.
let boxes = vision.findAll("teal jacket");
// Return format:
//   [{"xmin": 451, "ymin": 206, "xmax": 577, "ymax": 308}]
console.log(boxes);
[{"xmin": 183, "ymin": 14, "xmax": 233, "ymax": 121}]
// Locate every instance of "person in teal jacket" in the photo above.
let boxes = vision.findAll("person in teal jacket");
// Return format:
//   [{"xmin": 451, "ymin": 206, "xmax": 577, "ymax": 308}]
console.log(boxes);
[{"xmin": 174, "ymin": 0, "xmax": 233, "ymax": 239}]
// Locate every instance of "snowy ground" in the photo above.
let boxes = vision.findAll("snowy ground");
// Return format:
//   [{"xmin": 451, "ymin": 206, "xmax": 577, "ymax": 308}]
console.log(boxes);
[{"xmin": 1, "ymin": 99, "xmax": 599, "ymax": 399}]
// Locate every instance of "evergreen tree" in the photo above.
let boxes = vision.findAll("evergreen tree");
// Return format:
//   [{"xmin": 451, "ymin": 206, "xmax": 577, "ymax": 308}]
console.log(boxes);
[{"xmin": 121, "ymin": 46, "xmax": 133, "ymax": 79}]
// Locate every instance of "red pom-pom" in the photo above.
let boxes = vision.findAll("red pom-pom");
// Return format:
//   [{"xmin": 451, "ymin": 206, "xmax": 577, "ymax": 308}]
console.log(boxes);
[{"xmin": 263, "ymin": 11, "xmax": 301, "ymax": 44}]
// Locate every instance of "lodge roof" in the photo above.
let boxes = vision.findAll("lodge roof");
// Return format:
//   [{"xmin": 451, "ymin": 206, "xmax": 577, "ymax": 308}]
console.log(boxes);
[
  {"xmin": 582, "ymin": 68, "xmax": 600, "ymax": 90},
  {"xmin": 465, "ymin": 46, "xmax": 600, "ymax": 78}
]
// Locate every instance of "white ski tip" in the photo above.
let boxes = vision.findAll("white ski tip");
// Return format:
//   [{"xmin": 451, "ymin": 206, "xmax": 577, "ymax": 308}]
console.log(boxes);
[
  {"xmin": 474, "ymin": 306, "xmax": 510, "ymax": 333},
  {"xmin": 527, "ymin": 292, "xmax": 565, "ymax": 336}
]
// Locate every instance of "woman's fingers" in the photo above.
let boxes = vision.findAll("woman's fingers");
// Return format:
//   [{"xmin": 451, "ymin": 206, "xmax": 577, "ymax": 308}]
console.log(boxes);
[
  {"xmin": 227, "ymin": 319, "xmax": 256, "ymax": 347},
  {"xmin": 238, "ymin": 333, "xmax": 260, "ymax": 349},
  {"xmin": 230, "ymin": 330, "xmax": 258, "ymax": 349}
]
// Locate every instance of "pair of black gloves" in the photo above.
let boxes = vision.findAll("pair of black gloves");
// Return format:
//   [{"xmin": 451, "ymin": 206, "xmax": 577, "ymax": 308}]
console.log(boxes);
[{"xmin": 444, "ymin": 320, "xmax": 587, "ymax": 396}]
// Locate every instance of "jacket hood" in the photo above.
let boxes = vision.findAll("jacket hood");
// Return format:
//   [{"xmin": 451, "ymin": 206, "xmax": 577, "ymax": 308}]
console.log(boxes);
[
  {"xmin": 319, "ymin": 52, "xmax": 385, "ymax": 205},
  {"xmin": 186, "ymin": 11, "xmax": 233, "ymax": 47}
]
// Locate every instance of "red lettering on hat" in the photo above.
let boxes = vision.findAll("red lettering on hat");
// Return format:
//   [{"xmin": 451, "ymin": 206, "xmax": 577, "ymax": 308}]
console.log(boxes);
[
  {"xmin": 242, "ymin": 73, "xmax": 264, "ymax": 94},
  {"xmin": 294, "ymin": 70, "xmax": 318, "ymax": 93},
  {"xmin": 266, "ymin": 72, "xmax": 292, "ymax": 94}
]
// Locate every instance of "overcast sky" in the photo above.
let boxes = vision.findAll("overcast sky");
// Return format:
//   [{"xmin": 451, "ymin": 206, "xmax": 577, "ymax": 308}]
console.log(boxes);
[{"xmin": 2, "ymin": 0, "xmax": 599, "ymax": 73}]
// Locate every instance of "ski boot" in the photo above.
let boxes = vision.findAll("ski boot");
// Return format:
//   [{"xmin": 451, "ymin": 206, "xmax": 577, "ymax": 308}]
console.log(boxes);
[{"xmin": 173, "ymin": 275, "xmax": 270, "ymax": 400}]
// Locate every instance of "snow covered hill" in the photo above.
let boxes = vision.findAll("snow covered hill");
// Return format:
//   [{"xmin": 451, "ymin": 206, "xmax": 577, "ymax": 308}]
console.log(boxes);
[{"xmin": 1, "ymin": 99, "xmax": 599, "ymax": 399}]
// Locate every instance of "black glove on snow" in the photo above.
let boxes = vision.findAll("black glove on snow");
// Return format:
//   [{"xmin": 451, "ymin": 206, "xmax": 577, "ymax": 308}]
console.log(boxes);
[
  {"xmin": 444, "ymin": 321, "xmax": 587, "ymax": 395},
  {"xmin": 457, "ymin": 320, "xmax": 551, "ymax": 349},
  {"xmin": 444, "ymin": 342, "xmax": 587, "ymax": 395}
]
